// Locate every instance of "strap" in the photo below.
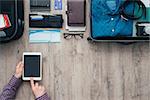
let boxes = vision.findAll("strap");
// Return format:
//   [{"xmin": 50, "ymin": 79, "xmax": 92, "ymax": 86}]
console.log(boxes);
[{"xmin": 120, "ymin": 0, "xmax": 146, "ymax": 20}]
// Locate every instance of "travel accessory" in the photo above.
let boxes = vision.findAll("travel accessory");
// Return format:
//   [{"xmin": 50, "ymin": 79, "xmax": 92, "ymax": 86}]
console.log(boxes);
[
  {"xmin": 120, "ymin": 0, "xmax": 146, "ymax": 20},
  {"xmin": 0, "ymin": 14, "xmax": 11, "ymax": 30},
  {"xmin": 64, "ymin": 33, "xmax": 84, "ymax": 40},
  {"xmin": 65, "ymin": 4, "xmax": 86, "ymax": 32},
  {"xmin": 66, "ymin": 0, "xmax": 86, "ymax": 27},
  {"xmin": 30, "ymin": 0, "xmax": 51, "ymax": 11},
  {"xmin": 23, "ymin": 52, "xmax": 42, "ymax": 81},
  {"xmin": 137, "ymin": 7, "xmax": 150, "ymax": 21},
  {"xmin": 29, "ymin": 29, "xmax": 61, "ymax": 43},
  {"xmin": 136, "ymin": 22, "xmax": 150, "ymax": 36},
  {"xmin": 0, "ymin": 0, "xmax": 24, "ymax": 43},
  {"xmin": 54, "ymin": 0, "xmax": 62, "ymax": 10},
  {"xmin": 29, "ymin": 14, "xmax": 63, "ymax": 28}
]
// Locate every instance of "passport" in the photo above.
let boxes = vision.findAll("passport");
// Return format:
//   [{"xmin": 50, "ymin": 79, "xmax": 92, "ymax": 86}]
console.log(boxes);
[{"xmin": 54, "ymin": 0, "xmax": 62, "ymax": 10}]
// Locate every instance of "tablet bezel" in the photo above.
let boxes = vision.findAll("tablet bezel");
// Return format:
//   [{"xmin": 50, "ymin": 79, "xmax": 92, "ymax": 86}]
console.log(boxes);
[{"xmin": 22, "ymin": 52, "xmax": 42, "ymax": 81}]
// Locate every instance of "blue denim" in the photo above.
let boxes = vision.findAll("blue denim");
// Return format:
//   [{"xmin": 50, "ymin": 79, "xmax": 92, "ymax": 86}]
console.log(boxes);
[{"xmin": 91, "ymin": 0, "xmax": 134, "ymax": 38}]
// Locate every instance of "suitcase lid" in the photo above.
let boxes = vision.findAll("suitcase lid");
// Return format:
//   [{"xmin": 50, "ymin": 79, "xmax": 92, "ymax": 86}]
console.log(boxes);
[{"xmin": 0, "ymin": 0, "xmax": 24, "ymax": 43}]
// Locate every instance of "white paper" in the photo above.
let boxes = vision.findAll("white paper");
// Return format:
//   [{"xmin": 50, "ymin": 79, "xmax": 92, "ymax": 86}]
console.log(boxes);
[
  {"xmin": 29, "ymin": 31, "xmax": 51, "ymax": 42},
  {"xmin": 0, "ymin": 15, "xmax": 5, "ymax": 29},
  {"xmin": 29, "ymin": 30, "xmax": 61, "ymax": 43},
  {"xmin": 50, "ymin": 31, "xmax": 61, "ymax": 42}
]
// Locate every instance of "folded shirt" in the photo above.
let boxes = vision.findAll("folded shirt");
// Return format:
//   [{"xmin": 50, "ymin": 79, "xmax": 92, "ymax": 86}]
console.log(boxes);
[{"xmin": 91, "ymin": 0, "xmax": 134, "ymax": 38}]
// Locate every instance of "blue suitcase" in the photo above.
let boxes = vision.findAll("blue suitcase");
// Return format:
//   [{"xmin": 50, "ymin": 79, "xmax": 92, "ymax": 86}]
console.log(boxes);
[{"xmin": 88, "ymin": 0, "xmax": 150, "ymax": 43}]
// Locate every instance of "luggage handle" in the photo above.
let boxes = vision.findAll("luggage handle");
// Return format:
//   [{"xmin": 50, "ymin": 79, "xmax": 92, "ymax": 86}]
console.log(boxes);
[{"xmin": 87, "ymin": 37, "xmax": 137, "ymax": 45}]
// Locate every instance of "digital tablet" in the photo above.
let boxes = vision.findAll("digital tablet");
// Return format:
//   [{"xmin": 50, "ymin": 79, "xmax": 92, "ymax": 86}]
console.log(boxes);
[{"xmin": 23, "ymin": 52, "xmax": 42, "ymax": 81}]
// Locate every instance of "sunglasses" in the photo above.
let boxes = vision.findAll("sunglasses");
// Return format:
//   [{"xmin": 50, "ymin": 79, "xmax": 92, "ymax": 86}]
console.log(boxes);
[{"xmin": 64, "ymin": 33, "xmax": 84, "ymax": 40}]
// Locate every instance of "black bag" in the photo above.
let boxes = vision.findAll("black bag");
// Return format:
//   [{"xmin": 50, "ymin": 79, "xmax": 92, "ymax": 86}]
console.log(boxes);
[{"xmin": 0, "ymin": 0, "xmax": 24, "ymax": 43}]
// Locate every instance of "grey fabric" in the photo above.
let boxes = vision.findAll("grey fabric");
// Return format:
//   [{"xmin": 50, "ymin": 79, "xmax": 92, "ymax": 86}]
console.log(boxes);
[{"xmin": 0, "ymin": 31, "xmax": 6, "ymax": 37}]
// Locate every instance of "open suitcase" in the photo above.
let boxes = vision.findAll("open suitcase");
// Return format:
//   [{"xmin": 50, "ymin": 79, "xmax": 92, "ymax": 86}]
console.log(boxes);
[
  {"xmin": 88, "ymin": 0, "xmax": 150, "ymax": 43},
  {"xmin": 0, "ymin": 0, "xmax": 24, "ymax": 43}
]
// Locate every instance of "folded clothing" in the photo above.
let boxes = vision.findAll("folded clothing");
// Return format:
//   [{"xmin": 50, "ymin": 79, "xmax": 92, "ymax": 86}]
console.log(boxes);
[{"xmin": 91, "ymin": 0, "xmax": 134, "ymax": 38}]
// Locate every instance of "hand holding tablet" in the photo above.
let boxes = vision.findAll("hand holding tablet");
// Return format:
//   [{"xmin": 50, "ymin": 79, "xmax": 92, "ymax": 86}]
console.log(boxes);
[
  {"xmin": 23, "ymin": 52, "xmax": 42, "ymax": 81},
  {"xmin": 15, "ymin": 62, "xmax": 24, "ymax": 78}
]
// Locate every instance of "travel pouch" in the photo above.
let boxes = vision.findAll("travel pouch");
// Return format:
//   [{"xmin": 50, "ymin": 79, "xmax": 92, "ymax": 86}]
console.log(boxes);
[{"xmin": 29, "ymin": 14, "xmax": 63, "ymax": 28}]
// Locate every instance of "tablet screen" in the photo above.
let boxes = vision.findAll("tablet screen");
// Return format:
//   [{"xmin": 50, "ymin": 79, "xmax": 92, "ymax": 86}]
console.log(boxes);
[{"xmin": 24, "ymin": 55, "xmax": 40, "ymax": 77}]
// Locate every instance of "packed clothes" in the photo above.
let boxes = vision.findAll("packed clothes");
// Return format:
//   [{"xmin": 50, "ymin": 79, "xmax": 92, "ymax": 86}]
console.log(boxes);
[{"xmin": 91, "ymin": 0, "xmax": 134, "ymax": 38}]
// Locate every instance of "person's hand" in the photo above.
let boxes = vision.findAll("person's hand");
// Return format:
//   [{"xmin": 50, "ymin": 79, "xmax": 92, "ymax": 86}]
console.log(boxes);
[
  {"xmin": 15, "ymin": 62, "xmax": 24, "ymax": 78},
  {"xmin": 30, "ymin": 78, "xmax": 46, "ymax": 98}
]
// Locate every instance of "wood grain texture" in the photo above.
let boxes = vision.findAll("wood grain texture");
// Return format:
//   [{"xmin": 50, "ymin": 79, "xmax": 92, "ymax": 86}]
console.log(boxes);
[{"xmin": 0, "ymin": 0, "xmax": 150, "ymax": 100}]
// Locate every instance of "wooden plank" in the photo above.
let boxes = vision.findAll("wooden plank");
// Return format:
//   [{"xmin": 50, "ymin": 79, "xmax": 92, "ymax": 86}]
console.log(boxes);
[{"xmin": 0, "ymin": 0, "xmax": 150, "ymax": 100}]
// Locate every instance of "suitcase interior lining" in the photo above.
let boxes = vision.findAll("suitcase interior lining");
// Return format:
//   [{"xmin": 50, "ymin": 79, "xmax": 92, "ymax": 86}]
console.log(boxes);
[{"xmin": 0, "ymin": 0, "xmax": 16, "ymax": 37}]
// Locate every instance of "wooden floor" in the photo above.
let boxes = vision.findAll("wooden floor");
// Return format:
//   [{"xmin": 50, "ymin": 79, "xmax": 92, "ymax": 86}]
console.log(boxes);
[{"xmin": 0, "ymin": 0, "xmax": 150, "ymax": 100}]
